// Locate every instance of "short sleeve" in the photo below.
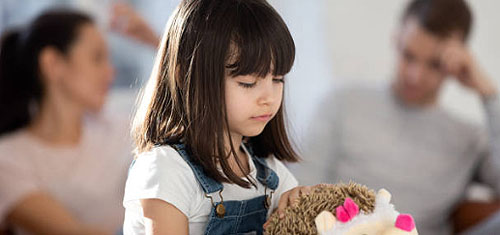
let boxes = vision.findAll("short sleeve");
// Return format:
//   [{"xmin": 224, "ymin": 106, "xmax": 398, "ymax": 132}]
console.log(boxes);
[
  {"xmin": 266, "ymin": 157, "xmax": 298, "ymax": 211},
  {"xmin": 123, "ymin": 146, "xmax": 199, "ymax": 218},
  {"xmin": 0, "ymin": 148, "xmax": 40, "ymax": 222}
]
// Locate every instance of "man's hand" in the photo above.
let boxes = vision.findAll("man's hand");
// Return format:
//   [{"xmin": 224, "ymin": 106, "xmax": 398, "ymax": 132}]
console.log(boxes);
[{"xmin": 440, "ymin": 39, "xmax": 497, "ymax": 98}]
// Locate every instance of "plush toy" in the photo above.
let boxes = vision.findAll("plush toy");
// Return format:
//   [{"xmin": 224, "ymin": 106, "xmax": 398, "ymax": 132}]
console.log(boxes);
[{"xmin": 264, "ymin": 182, "xmax": 418, "ymax": 235}]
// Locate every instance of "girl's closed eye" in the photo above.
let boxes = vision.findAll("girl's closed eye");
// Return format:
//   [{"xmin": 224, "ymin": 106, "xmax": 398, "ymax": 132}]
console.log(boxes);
[
  {"xmin": 237, "ymin": 76, "xmax": 284, "ymax": 88},
  {"xmin": 236, "ymin": 76, "xmax": 258, "ymax": 88},
  {"xmin": 273, "ymin": 77, "xmax": 285, "ymax": 84},
  {"xmin": 238, "ymin": 81, "xmax": 257, "ymax": 88}
]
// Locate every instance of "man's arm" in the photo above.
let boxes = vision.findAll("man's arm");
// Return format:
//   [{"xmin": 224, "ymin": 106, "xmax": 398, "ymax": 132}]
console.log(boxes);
[
  {"xmin": 443, "ymin": 39, "xmax": 500, "ymax": 232},
  {"xmin": 452, "ymin": 200, "xmax": 500, "ymax": 233}
]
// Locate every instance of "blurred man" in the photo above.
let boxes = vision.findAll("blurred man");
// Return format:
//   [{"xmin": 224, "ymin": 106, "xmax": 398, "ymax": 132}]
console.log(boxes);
[{"xmin": 295, "ymin": 0, "xmax": 500, "ymax": 234}]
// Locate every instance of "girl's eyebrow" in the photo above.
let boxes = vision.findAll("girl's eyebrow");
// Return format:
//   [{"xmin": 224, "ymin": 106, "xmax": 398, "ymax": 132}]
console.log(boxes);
[{"xmin": 231, "ymin": 75, "xmax": 257, "ymax": 80}]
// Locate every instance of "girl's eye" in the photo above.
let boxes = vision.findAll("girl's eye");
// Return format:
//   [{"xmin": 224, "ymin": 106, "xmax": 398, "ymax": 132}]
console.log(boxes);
[
  {"xmin": 238, "ymin": 82, "xmax": 256, "ymax": 88},
  {"xmin": 273, "ymin": 78, "xmax": 284, "ymax": 83}
]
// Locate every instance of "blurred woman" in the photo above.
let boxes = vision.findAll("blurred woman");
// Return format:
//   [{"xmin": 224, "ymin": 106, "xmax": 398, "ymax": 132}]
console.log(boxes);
[{"xmin": 0, "ymin": 7, "xmax": 158, "ymax": 234}]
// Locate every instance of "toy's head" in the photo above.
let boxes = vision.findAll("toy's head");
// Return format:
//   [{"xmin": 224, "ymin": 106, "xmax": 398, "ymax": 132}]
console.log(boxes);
[
  {"xmin": 264, "ymin": 183, "xmax": 418, "ymax": 235},
  {"xmin": 315, "ymin": 188, "xmax": 418, "ymax": 235}
]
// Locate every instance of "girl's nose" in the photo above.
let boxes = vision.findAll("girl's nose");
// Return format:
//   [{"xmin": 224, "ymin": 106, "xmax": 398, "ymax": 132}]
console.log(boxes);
[{"xmin": 257, "ymin": 76, "xmax": 277, "ymax": 106}]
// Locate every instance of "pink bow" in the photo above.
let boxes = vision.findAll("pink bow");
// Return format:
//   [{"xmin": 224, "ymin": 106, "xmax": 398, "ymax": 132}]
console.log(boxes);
[{"xmin": 335, "ymin": 198, "xmax": 359, "ymax": 223}]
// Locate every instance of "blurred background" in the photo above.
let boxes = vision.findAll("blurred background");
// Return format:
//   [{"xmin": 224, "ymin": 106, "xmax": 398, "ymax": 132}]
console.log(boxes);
[
  {"xmin": 1, "ymin": 0, "xmax": 498, "ymax": 142},
  {"xmin": 2, "ymin": 0, "xmax": 498, "ymax": 148},
  {"xmin": 1, "ymin": 1, "xmax": 499, "ymax": 234}
]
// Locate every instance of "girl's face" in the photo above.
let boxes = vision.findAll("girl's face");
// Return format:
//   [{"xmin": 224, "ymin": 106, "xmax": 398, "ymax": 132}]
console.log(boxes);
[
  {"xmin": 57, "ymin": 24, "xmax": 114, "ymax": 112},
  {"xmin": 225, "ymin": 72, "xmax": 284, "ymax": 138}
]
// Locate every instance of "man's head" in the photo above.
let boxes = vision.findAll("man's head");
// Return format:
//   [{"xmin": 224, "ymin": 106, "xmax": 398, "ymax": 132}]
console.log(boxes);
[{"xmin": 393, "ymin": 0, "xmax": 472, "ymax": 107}]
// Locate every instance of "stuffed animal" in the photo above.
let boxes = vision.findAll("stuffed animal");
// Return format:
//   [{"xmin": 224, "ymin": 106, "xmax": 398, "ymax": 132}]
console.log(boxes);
[{"xmin": 264, "ymin": 182, "xmax": 418, "ymax": 235}]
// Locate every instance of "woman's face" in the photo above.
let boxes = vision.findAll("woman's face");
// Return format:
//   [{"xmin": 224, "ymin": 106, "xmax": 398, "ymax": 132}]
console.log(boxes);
[{"xmin": 58, "ymin": 23, "xmax": 114, "ymax": 112}]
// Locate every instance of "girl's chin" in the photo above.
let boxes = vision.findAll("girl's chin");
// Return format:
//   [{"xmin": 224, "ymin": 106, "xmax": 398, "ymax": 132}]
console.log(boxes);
[{"xmin": 240, "ymin": 127, "xmax": 266, "ymax": 138}]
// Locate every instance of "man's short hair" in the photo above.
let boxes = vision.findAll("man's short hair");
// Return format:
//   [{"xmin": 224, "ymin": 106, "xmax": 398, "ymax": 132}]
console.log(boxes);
[{"xmin": 402, "ymin": 0, "xmax": 473, "ymax": 41}]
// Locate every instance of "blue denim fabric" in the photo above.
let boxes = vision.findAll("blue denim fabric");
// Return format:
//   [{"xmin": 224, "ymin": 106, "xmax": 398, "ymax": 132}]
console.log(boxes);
[
  {"xmin": 172, "ymin": 143, "xmax": 279, "ymax": 235},
  {"xmin": 204, "ymin": 196, "xmax": 268, "ymax": 235}
]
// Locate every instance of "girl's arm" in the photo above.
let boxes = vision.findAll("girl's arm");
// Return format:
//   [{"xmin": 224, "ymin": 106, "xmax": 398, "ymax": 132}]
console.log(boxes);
[
  {"xmin": 6, "ymin": 192, "xmax": 110, "ymax": 235},
  {"xmin": 141, "ymin": 199, "xmax": 189, "ymax": 235}
]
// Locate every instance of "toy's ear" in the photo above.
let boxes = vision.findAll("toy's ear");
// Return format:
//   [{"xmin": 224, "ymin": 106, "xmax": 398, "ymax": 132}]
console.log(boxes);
[
  {"xmin": 315, "ymin": 211, "xmax": 337, "ymax": 234},
  {"xmin": 383, "ymin": 214, "xmax": 418, "ymax": 235},
  {"xmin": 377, "ymin": 188, "xmax": 392, "ymax": 204},
  {"xmin": 395, "ymin": 214, "xmax": 416, "ymax": 232}
]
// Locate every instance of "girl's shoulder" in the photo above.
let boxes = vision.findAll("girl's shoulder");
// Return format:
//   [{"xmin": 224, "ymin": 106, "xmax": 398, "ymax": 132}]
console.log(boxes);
[
  {"xmin": 263, "ymin": 155, "xmax": 290, "ymax": 174},
  {"xmin": 132, "ymin": 145, "xmax": 194, "ymax": 174},
  {"xmin": 262, "ymin": 155, "xmax": 298, "ymax": 189},
  {"xmin": 124, "ymin": 145, "xmax": 203, "ymax": 217},
  {"xmin": 126, "ymin": 144, "xmax": 202, "ymax": 192}
]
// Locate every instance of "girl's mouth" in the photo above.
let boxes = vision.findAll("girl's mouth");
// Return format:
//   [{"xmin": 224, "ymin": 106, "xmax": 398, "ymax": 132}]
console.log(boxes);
[{"xmin": 251, "ymin": 114, "xmax": 273, "ymax": 121}]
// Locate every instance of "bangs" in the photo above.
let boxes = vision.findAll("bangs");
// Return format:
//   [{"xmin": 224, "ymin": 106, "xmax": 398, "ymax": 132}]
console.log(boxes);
[{"xmin": 225, "ymin": 0, "xmax": 295, "ymax": 77}]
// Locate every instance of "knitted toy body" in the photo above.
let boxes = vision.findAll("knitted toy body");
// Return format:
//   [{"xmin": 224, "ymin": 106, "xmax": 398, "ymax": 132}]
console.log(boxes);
[{"xmin": 264, "ymin": 183, "xmax": 418, "ymax": 235}]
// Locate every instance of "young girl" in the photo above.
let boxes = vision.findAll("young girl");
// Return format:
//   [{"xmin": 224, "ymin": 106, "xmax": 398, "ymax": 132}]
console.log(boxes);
[{"xmin": 123, "ymin": 0, "xmax": 310, "ymax": 234}]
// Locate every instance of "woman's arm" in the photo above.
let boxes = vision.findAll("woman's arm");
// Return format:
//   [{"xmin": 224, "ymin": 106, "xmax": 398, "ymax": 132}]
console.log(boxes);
[
  {"xmin": 6, "ymin": 192, "xmax": 110, "ymax": 235},
  {"xmin": 110, "ymin": 3, "xmax": 160, "ymax": 47},
  {"xmin": 141, "ymin": 199, "xmax": 189, "ymax": 235}
]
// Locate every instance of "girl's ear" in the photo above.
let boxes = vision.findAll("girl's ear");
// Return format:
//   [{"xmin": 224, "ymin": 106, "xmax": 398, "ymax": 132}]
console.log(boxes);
[{"xmin": 39, "ymin": 47, "xmax": 66, "ymax": 84}]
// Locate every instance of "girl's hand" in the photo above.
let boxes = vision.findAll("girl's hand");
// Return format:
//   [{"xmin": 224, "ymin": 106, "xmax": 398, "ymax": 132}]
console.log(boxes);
[
  {"xmin": 263, "ymin": 185, "xmax": 313, "ymax": 229},
  {"xmin": 276, "ymin": 186, "xmax": 313, "ymax": 217}
]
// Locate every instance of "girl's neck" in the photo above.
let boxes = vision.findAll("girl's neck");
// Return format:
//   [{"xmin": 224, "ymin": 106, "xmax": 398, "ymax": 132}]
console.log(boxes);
[
  {"xmin": 225, "ymin": 132, "xmax": 250, "ymax": 177},
  {"xmin": 28, "ymin": 95, "xmax": 84, "ymax": 147}
]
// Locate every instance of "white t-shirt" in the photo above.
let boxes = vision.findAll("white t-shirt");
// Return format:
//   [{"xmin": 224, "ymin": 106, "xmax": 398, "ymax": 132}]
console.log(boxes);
[
  {"xmin": 123, "ymin": 144, "xmax": 298, "ymax": 235},
  {"xmin": 0, "ymin": 114, "xmax": 133, "ymax": 234}
]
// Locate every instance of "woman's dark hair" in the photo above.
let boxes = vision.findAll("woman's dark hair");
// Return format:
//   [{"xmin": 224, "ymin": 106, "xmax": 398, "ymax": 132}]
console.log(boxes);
[
  {"xmin": 402, "ymin": 0, "xmax": 473, "ymax": 41},
  {"xmin": 0, "ymin": 9, "xmax": 93, "ymax": 136},
  {"xmin": 133, "ymin": 0, "xmax": 298, "ymax": 188}
]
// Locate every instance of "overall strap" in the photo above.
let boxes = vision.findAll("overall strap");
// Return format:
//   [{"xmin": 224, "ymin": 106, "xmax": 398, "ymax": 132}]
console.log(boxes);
[
  {"xmin": 171, "ymin": 143, "xmax": 223, "ymax": 194},
  {"xmin": 245, "ymin": 144, "xmax": 280, "ymax": 191}
]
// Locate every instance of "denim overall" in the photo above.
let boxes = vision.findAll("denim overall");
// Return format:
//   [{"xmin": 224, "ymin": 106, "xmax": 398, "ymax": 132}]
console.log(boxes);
[{"xmin": 172, "ymin": 143, "xmax": 279, "ymax": 235}]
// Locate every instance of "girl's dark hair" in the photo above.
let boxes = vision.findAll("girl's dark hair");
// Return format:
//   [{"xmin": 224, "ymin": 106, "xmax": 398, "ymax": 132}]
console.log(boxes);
[
  {"xmin": 133, "ymin": 0, "xmax": 298, "ymax": 188},
  {"xmin": 402, "ymin": 0, "xmax": 473, "ymax": 41},
  {"xmin": 0, "ymin": 9, "xmax": 93, "ymax": 136}
]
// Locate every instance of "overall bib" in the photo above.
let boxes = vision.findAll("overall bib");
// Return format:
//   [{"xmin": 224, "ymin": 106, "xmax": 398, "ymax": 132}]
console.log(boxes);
[{"xmin": 172, "ymin": 143, "xmax": 279, "ymax": 235}]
